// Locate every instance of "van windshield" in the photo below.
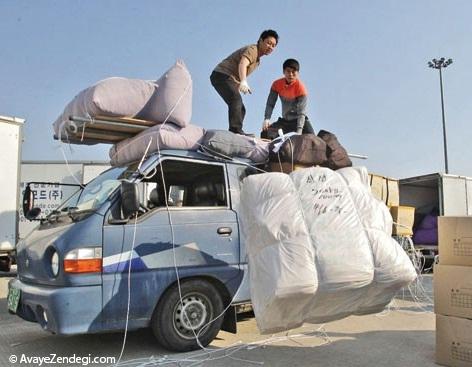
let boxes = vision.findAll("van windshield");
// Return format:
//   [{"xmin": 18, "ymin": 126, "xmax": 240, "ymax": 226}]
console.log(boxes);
[{"xmin": 55, "ymin": 165, "xmax": 137, "ymax": 214}]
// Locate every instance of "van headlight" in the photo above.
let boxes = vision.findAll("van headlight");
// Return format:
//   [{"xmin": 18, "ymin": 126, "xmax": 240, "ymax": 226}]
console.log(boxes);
[
  {"xmin": 64, "ymin": 247, "xmax": 102, "ymax": 273},
  {"xmin": 51, "ymin": 251, "xmax": 59, "ymax": 276}
]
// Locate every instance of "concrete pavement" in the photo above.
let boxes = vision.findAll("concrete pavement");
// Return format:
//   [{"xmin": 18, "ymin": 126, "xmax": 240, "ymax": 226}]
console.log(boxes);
[{"xmin": 0, "ymin": 269, "xmax": 436, "ymax": 367}]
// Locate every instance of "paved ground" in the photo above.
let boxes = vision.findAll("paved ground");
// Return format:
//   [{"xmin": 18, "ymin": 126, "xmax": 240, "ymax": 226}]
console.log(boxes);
[{"xmin": 0, "ymin": 268, "xmax": 436, "ymax": 367}]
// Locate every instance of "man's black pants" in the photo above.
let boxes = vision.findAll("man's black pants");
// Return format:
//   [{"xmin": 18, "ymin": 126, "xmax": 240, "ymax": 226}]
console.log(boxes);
[
  {"xmin": 260, "ymin": 117, "xmax": 315, "ymax": 140},
  {"xmin": 210, "ymin": 71, "xmax": 245, "ymax": 134}
]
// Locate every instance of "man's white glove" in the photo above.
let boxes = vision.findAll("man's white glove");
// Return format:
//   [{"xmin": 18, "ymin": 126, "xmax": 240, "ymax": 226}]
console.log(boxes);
[
  {"xmin": 262, "ymin": 119, "xmax": 271, "ymax": 131},
  {"xmin": 239, "ymin": 79, "xmax": 251, "ymax": 94},
  {"xmin": 296, "ymin": 128, "xmax": 303, "ymax": 135}
]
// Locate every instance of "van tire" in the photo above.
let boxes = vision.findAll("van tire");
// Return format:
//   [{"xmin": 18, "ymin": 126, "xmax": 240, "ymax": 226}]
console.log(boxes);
[{"xmin": 151, "ymin": 279, "xmax": 224, "ymax": 352}]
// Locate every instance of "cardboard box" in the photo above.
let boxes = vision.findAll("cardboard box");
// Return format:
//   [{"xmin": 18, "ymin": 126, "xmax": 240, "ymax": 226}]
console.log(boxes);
[
  {"xmin": 434, "ymin": 264, "xmax": 472, "ymax": 319},
  {"xmin": 386, "ymin": 178, "xmax": 399, "ymax": 207},
  {"xmin": 436, "ymin": 314, "xmax": 472, "ymax": 367},
  {"xmin": 439, "ymin": 217, "xmax": 472, "ymax": 267},
  {"xmin": 368, "ymin": 173, "xmax": 399, "ymax": 206},
  {"xmin": 390, "ymin": 206, "xmax": 415, "ymax": 236},
  {"xmin": 369, "ymin": 173, "xmax": 387, "ymax": 203}
]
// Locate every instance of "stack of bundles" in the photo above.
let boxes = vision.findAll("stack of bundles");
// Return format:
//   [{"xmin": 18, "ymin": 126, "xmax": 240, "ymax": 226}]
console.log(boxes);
[
  {"xmin": 240, "ymin": 166, "xmax": 417, "ymax": 334},
  {"xmin": 200, "ymin": 130, "xmax": 269, "ymax": 164},
  {"xmin": 109, "ymin": 123, "xmax": 205, "ymax": 166},
  {"xmin": 317, "ymin": 130, "xmax": 352, "ymax": 170},
  {"xmin": 268, "ymin": 134, "xmax": 327, "ymax": 173},
  {"xmin": 53, "ymin": 61, "xmax": 192, "ymax": 144}
]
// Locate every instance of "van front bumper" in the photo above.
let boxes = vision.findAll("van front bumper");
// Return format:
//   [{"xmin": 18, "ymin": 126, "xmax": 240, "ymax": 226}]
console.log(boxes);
[{"xmin": 8, "ymin": 278, "xmax": 102, "ymax": 335}]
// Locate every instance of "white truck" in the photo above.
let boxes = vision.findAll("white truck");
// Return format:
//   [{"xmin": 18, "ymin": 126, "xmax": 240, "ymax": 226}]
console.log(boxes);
[
  {"xmin": 0, "ymin": 115, "xmax": 24, "ymax": 272},
  {"xmin": 399, "ymin": 172, "xmax": 472, "ymax": 262},
  {"xmin": 0, "ymin": 113, "xmax": 109, "ymax": 273}
]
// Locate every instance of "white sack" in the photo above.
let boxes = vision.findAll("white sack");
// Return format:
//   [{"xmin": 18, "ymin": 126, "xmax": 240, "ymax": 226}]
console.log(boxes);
[
  {"xmin": 240, "ymin": 166, "xmax": 416, "ymax": 334},
  {"xmin": 337, "ymin": 166, "xmax": 416, "ymax": 312},
  {"xmin": 137, "ymin": 61, "xmax": 192, "ymax": 127},
  {"xmin": 240, "ymin": 173, "xmax": 318, "ymax": 333},
  {"xmin": 290, "ymin": 167, "xmax": 374, "ymax": 291},
  {"xmin": 53, "ymin": 77, "xmax": 157, "ymax": 141},
  {"xmin": 109, "ymin": 123, "xmax": 205, "ymax": 166},
  {"xmin": 338, "ymin": 166, "xmax": 392, "ymax": 235}
]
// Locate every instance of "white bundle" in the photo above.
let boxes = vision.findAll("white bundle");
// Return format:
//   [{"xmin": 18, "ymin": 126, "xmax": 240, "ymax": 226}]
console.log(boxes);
[
  {"xmin": 290, "ymin": 167, "xmax": 374, "ymax": 291},
  {"xmin": 337, "ymin": 167, "xmax": 417, "ymax": 313},
  {"xmin": 240, "ymin": 173, "xmax": 318, "ymax": 332},
  {"xmin": 240, "ymin": 166, "xmax": 416, "ymax": 333}
]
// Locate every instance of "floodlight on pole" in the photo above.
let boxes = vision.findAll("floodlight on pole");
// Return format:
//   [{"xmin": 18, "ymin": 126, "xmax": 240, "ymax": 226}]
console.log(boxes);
[{"xmin": 428, "ymin": 57, "xmax": 453, "ymax": 174}]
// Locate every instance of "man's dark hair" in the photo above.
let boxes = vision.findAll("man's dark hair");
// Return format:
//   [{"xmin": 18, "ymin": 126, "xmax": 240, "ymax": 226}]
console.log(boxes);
[
  {"xmin": 283, "ymin": 58, "xmax": 300, "ymax": 71},
  {"xmin": 259, "ymin": 29, "xmax": 279, "ymax": 44}
]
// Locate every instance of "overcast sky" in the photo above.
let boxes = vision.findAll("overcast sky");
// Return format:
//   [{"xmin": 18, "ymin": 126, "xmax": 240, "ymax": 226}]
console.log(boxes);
[{"xmin": 1, "ymin": 0, "xmax": 471, "ymax": 178}]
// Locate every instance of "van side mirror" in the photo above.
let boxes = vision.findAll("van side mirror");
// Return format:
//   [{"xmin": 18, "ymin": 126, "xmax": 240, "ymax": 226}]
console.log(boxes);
[
  {"xmin": 121, "ymin": 181, "xmax": 139, "ymax": 218},
  {"xmin": 22, "ymin": 184, "xmax": 42, "ymax": 220}
]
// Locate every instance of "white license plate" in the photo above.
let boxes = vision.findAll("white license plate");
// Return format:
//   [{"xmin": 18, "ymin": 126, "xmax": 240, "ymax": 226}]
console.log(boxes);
[{"xmin": 7, "ymin": 286, "xmax": 20, "ymax": 313}]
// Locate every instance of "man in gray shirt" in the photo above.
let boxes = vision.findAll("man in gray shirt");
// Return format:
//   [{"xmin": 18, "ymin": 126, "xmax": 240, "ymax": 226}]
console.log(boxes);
[{"xmin": 211, "ymin": 30, "xmax": 279, "ymax": 135}]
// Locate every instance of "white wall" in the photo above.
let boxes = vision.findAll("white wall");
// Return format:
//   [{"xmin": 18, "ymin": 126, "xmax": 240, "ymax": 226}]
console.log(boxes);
[{"xmin": 0, "ymin": 116, "xmax": 23, "ymax": 251}]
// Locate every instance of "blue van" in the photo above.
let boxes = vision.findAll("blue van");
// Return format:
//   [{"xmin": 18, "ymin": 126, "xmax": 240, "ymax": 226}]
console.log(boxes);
[{"xmin": 8, "ymin": 150, "xmax": 256, "ymax": 352}]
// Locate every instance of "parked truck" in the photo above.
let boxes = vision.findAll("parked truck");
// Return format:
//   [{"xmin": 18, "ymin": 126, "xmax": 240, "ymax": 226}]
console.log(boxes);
[
  {"xmin": 399, "ymin": 172, "xmax": 472, "ymax": 262},
  {"xmin": 0, "ymin": 115, "xmax": 24, "ymax": 272},
  {"xmin": 9, "ymin": 150, "xmax": 255, "ymax": 352}
]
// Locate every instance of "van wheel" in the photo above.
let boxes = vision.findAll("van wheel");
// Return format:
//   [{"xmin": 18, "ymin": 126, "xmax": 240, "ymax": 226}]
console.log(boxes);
[
  {"xmin": 0, "ymin": 257, "xmax": 11, "ymax": 272},
  {"xmin": 151, "ymin": 279, "xmax": 224, "ymax": 352}
]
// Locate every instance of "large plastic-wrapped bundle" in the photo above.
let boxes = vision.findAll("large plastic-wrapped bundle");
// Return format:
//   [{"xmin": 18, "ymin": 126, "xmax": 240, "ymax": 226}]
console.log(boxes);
[
  {"xmin": 336, "ymin": 167, "xmax": 416, "ymax": 314},
  {"xmin": 240, "ymin": 166, "xmax": 416, "ymax": 334},
  {"xmin": 137, "ymin": 61, "xmax": 192, "ymax": 127},
  {"xmin": 201, "ymin": 130, "xmax": 269, "ymax": 164},
  {"xmin": 240, "ymin": 172, "xmax": 318, "ymax": 333},
  {"xmin": 338, "ymin": 167, "xmax": 392, "ymax": 234},
  {"xmin": 356, "ymin": 230, "xmax": 417, "ymax": 314},
  {"xmin": 53, "ymin": 77, "xmax": 157, "ymax": 142},
  {"xmin": 290, "ymin": 167, "xmax": 374, "ymax": 291},
  {"xmin": 109, "ymin": 122, "xmax": 205, "ymax": 166}
]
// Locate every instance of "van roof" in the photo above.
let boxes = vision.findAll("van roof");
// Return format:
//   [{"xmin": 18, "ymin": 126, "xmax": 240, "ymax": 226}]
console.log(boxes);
[{"xmin": 147, "ymin": 149, "xmax": 255, "ymax": 166}]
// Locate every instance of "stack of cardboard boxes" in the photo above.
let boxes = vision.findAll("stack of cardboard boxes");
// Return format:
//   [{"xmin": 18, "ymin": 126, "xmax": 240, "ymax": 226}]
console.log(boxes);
[
  {"xmin": 368, "ymin": 173, "xmax": 415, "ymax": 235},
  {"xmin": 435, "ymin": 216, "xmax": 472, "ymax": 366}
]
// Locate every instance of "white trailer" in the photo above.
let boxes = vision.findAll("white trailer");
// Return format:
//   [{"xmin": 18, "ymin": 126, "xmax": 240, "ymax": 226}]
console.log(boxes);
[
  {"xmin": 400, "ymin": 173, "xmax": 472, "ymax": 216},
  {"xmin": 19, "ymin": 161, "xmax": 110, "ymax": 239},
  {"xmin": 399, "ymin": 172, "xmax": 472, "ymax": 262},
  {"xmin": 0, "ymin": 115, "xmax": 24, "ymax": 271}
]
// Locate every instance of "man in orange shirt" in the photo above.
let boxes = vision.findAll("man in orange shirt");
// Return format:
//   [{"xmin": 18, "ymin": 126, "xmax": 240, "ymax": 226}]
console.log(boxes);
[
  {"xmin": 261, "ymin": 59, "xmax": 315, "ymax": 139},
  {"xmin": 211, "ymin": 30, "xmax": 279, "ymax": 135}
]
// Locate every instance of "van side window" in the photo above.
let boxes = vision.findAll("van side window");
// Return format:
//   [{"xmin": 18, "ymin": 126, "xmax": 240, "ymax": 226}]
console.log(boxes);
[{"xmin": 142, "ymin": 159, "xmax": 227, "ymax": 208}]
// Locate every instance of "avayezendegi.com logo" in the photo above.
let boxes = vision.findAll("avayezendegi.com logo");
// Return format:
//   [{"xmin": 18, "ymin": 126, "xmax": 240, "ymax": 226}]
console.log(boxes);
[{"xmin": 9, "ymin": 353, "xmax": 116, "ymax": 366}]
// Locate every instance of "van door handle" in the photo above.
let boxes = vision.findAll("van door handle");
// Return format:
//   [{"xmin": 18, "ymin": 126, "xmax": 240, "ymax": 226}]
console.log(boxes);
[{"xmin": 217, "ymin": 227, "xmax": 232, "ymax": 236}]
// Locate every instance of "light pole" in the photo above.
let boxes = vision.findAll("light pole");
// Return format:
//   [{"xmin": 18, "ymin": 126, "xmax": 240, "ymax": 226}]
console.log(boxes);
[{"xmin": 428, "ymin": 57, "xmax": 453, "ymax": 174}]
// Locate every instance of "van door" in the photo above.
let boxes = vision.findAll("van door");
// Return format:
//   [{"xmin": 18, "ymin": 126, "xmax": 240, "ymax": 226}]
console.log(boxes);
[{"xmin": 101, "ymin": 158, "xmax": 241, "ymax": 328}]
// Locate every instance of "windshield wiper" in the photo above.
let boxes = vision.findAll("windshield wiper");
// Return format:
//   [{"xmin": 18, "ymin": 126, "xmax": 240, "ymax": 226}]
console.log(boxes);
[{"xmin": 62, "ymin": 206, "xmax": 79, "ymax": 213}]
